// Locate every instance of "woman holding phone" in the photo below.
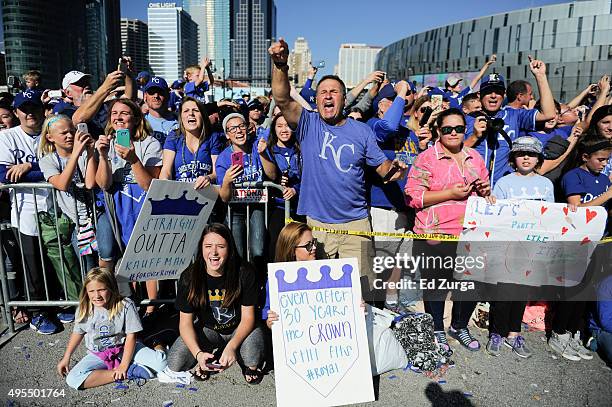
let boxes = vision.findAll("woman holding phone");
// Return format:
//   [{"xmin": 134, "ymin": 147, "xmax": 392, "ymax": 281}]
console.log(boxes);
[{"xmin": 95, "ymin": 98, "xmax": 162, "ymax": 317}]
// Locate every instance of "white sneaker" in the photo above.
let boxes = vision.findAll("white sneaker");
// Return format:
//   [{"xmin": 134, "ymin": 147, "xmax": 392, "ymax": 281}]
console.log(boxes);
[
  {"xmin": 570, "ymin": 331, "xmax": 594, "ymax": 360},
  {"xmin": 549, "ymin": 332, "xmax": 581, "ymax": 361}
]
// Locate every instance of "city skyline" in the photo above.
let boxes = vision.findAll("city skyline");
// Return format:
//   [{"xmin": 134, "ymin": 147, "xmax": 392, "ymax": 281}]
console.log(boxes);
[{"xmin": 121, "ymin": 0, "xmax": 565, "ymax": 76}]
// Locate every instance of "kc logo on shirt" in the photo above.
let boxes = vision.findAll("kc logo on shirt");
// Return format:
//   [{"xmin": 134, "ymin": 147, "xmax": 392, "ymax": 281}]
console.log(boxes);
[{"xmin": 318, "ymin": 131, "xmax": 354, "ymax": 173}]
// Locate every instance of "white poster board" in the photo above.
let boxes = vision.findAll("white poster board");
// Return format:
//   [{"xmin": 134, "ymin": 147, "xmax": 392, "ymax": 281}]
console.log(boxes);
[
  {"xmin": 457, "ymin": 197, "xmax": 607, "ymax": 286},
  {"xmin": 116, "ymin": 180, "xmax": 217, "ymax": 284},
  {"xmin": 267, "ymin": 258, "xmax": 374, "ymax": 407}
]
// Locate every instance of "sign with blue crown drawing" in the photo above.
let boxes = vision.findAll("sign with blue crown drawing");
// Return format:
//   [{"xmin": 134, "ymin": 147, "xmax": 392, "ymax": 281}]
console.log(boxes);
[
  {"xmin": 268, "ymin": 258, "xmax": 374, "ymax": 407},
  {"xmin": 116, "ymin": 180, "xmax": 217, "ymax": 285}
]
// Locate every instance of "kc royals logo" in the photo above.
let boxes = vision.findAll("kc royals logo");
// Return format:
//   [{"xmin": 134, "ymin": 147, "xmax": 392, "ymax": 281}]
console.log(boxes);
[{"xmin": 318, "ymin": 131, "xmax": 355, "ymax": 173}]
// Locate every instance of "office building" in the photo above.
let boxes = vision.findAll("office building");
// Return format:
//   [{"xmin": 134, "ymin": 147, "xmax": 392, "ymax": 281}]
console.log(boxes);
[
  {"xmin": 121, "ymin": 19, "xmax": 151, "ymax": 73},
  {"xmin": 337, "ymin": 44, "xmax": 382, "ymax": 88},
  {"xmin": 148, "ymin": 3, "xmax": 199, "ymax": 82},
  {"xmin": 289, "ymin": 37, "xmax": 312, "ymax": 87},
  {"xmin": 1, "ymin": 0, "xmax": 120, "ymax": 88},
  {"xmin": 375, "ymin": 0, "xmax": 612, "ymax": 101},
  {"xmin": 231, "ymin": 0, "xmax": 276, "ymax": 86},
  {"xmin": 184, "ymin": 0, "xmax": 231, "ymax": 79}
]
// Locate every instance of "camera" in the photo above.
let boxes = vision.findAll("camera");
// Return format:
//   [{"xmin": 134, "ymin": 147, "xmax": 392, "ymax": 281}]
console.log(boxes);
[{"xmin": 469, "ymin": 111, "xmax": 505, "ymax": 133}]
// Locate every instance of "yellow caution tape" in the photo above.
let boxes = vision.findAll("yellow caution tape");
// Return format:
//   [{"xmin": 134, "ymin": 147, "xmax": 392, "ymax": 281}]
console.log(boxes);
[{"xmin": 285, "ymin": 218, "xmax": 612, "ymax": 244}]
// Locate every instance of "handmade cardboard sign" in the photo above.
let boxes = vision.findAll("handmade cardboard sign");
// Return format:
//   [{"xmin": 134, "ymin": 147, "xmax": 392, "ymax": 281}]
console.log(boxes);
[
  {"xmin": 457, "ymin": 197, "xmax": 608, "ymax": 286},
  {"xmin": 116, "ymin": 180, "xmax": 217, "ymax": 284},
  {"xmin": 267, "ymin": 258, "xmax": 374, "ymax": 407}
]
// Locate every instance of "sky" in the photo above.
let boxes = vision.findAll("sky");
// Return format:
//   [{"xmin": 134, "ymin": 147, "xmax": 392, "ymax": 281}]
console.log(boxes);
[{"xmin": 121, "ymin": 0, "xmax": 565, "ymax": 74}]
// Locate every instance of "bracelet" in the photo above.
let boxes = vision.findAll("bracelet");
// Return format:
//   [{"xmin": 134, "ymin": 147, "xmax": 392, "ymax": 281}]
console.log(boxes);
[
  {"xmin": 274, "ymin": 61, "xmax": 288, "ymax": 69},
  {"xmin": 195, "ymin": 350, "xmax": 203, "ymax": 361}
]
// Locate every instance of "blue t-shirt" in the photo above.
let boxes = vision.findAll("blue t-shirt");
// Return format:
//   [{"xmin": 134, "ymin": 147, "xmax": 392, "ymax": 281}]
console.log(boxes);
[
  {"xmin": 561, "ymin": 167, "xmax": 611, "ymax": 205},
  {"xmin": 168, "ymin": 92, "xmax": 183, "ymax": 112},
  {"xmin": 366, "ymin": 97, "xmax": 418, "ymax": 210},
  {"xmin": 145, "ymin": 113, "xmax": 178, "ymax": 145},
  {"xmin": 268, "ymin": 144, "xmax": 301, "ymax": 210},
  {"xmin": 296, "ymin": 109, "xmax": 387, "ymax": 223},
  {"xmin": 163, "ymin": 132, "xmax": 223, "ymax": 182},
  {"xmin": 445, "ymin": 86, "xmax": 471, "ymax": 109},
  {"xmin": 602, "ymin": 157, "xmax": 612, "ymax": 177},
  {"xmin": 493, "ymin": 173, "xmax": 554, "ymax": 201},
  {"xmin": 528, "ymin": 125, "xmax": 573, "ymax": 147},
  {"xmin": 184, "ymin": 81, "xmax": 209, "ymax": 103},
  {"xmin": 466, "ymin": 106, "xmax": 538, "ymax": 186}
]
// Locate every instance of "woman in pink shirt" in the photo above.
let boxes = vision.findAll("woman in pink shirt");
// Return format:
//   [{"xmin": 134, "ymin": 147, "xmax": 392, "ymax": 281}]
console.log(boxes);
[{"xmin": 405, "ymin": 108, "xmax": 492, "ymax": 353}]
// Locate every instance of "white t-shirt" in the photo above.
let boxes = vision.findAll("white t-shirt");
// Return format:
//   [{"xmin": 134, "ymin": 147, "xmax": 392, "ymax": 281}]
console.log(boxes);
[{"xmin": 0, "ymin": 126, "xmax": 49, "ymax": 236}]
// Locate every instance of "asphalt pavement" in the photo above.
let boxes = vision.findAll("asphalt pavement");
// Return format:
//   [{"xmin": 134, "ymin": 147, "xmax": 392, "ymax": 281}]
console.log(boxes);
[{"xmin": 0, "ymin": 309, "xmax": 611, "ymax": 407}]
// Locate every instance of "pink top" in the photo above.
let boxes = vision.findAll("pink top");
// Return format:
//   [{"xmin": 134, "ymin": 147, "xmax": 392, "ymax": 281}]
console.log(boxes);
[{"xmin": 405, "ymin": 141, "xmax": 489, "ymax": 236}]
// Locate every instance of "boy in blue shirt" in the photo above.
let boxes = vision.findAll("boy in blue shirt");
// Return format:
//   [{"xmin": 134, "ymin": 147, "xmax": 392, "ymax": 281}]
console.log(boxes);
[{"xmin": 184, "ymin": 57, "xmax": 215, "ymax": 103}]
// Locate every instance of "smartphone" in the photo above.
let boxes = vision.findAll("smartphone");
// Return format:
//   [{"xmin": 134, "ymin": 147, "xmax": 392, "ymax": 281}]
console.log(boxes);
[
  {"xmin": 431, "ymin": 94, "xmax": 443, "ymax": 110},
  {"xmin": 115, "ymin": 129, "xmax": 131, "ymax": 148},
  {"xmin": 48, "ymin": 90, "xmax": 63, "ymax": 99},
  {"xmin": 76, "ymin": 123, "xmax": 89, "ymax": 134},
  {"xmin": 316, "ymin": 60, "xmax": 326, "ymax": 69},
  {"xmin": 117, "ymin": 57, "xmax": 128, "ymax": 74},
  {"xmin": 382, "ymin": 165, "xmax": 399, "ymax": 184},
  {"xmin": 231, "ymin": 151, "xmax": 244, "ymax": 167},
  {"xmin": 419, "ymin": 106, "xmax": 433, "ymax": 127},
  {"xmin": 205, "ymin": 362, "xmax": 223, "ymax": 370}
]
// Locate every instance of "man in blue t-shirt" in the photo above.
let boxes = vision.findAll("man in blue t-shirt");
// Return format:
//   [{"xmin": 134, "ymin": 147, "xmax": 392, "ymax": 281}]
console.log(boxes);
[
  {"xmin": 143, "ymin": 76, "xmax": 178, "ymax": 145},
  {"xmin": 269, "ymin": 39, "xmax": 407, "ymax": 296},
  {"xmin": 464, "ymin": 56, "xmax": 556, "ymax": 186}
]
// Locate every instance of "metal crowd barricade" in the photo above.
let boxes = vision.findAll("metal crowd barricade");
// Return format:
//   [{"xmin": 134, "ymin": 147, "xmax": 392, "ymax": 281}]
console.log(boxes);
[
  {"xmin": 0, "ymin": 181, "xmax": 290, "ymax": 344},
  {"xmin": 229, "ymin": 181, "xmax": 290, "ymax": 261}
]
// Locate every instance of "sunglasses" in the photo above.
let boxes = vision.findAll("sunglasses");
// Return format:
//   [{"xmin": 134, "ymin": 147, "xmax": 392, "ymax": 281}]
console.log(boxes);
[
  {"xmin": 296, "ymin": 238, "xmax": 318, "ymax": 252},
  {"xmin": 419, "ymin": 106, "xmax": 430, "ymax": 113},
  {"xmin": 440, "ymin": 125, "xmax": 466, "ymax": 135}
]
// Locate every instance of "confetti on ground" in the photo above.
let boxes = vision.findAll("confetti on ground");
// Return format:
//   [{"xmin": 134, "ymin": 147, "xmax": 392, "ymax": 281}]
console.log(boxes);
[
  {"xmin": 37, "ymin": 341, "xmax": 43, "ymax": 347},
  {"xmin": 533, "ymin": 395, "xmax": 541, "ymax": 401},
  {"xmin": 48, "ymin": 342, "xmax": 55, "ymax": 346},
  {"xmin": 388, "ymin": 375, "xmax": 397, "ymax": 379},
  {"xmin": 461, "ymin": 374, "xmax": 467, "ymax": 380},
  {"xmin": 530, "ymin": 383, "xmax": 538, "ymax": 388},
  {"xmin": 114, "ymin": 384, "xmax": 128, "ymax": 390},
  {"xmin": 84, "ymin": 402, "xmax": 94, "ymax": 404},
  {"xmin": 551, "ymin": 355, "xmax": 558, "ymax": 360},
  {"xmin": 111, "ymin": 398, "xmax": 120, "ymax": 403},
  {"xmin": 12, "ymin": 346, "xmax": 20, "ymax": 349},
  {"xmin": 24, "ymin": 354, "xmax": 30, "ymax": 360},
  {"xmin": 170, "ymin": 391, "xmax": 181, "ymax": 394},
  {"xmin": 163, "ymin": 402, "xmax": 173, "ymax": 407},
  {"xmin": 463, "ymin": 392, "xmax": 473, "ymax": 397},
  {"xmin": 188, "ymin": 387, "xmax": 198, "ymax": 392},
  {"xmin": 175, "ymin": 384, "xmax": 185, "ymax": 388},
  {"xmin": 438, "ymin": 380, "xmax": 447, "ymax": 384}
]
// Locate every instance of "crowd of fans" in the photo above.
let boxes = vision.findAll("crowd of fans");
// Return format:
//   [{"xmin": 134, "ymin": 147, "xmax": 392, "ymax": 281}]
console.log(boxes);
[{"xmin": 0, "ymin": 38, "xmax": 610, "ymax": 389}]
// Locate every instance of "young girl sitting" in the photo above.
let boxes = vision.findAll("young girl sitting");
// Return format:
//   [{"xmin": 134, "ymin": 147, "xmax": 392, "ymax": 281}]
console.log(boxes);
[
  {"xmin": 487, "ymin": 136, "xmax": 554, "ymax": 358},
  {"xmin": 166, "ymin": 223, "xmax": 265, "ymax": 384},
  {"xmin": 57, "ymin": 268, "xmax": 167, "ymax": 390}
]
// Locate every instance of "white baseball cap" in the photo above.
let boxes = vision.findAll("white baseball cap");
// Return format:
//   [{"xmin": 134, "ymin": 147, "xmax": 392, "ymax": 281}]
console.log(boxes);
[
  {"xmin": 62, "ymin": 71, "xmax": 92, "ymax": 90},
  {"xmin": 446, "ymin": 75, "xmax": 463, "ymax": 87}
]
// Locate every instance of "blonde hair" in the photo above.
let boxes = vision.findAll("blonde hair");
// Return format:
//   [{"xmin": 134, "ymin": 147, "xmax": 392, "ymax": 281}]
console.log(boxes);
[
  {"xmin": 275, "ymin": 222, "xmax": 312, "ymax": 262},
  {"xmin": 104, "ymin": 98, "xmax": 151, "ymax": 142},
  {"xmin": 76, "ymin": 267, "xmax": 124, "ymax": 323},
  {"xmin": 39, "ymin": 114, "xmax": 73, "ymax": 156},
  {"xmin": 184, "ymin": 65, "xmax": 201, "ymax": 76},
  {"xmin": 407, "ymin": 96, "xmax": 431, "ymax": 132}
]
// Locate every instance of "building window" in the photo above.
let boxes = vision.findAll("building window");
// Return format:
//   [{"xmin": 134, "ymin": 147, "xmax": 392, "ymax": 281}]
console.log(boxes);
[
  {"xmin": 503, "ymin": 13, "xmax": 508, "ymax": 27},
  {"xmin": 577, "ymin": 16, "xmax": 583, "ymax": 46},
  {"xmin": 492, "ymin": 28, "xmax": 499, "ymax": 54},
  {"xmin": 569, "ymin": 3, "xmax": 574, "ymax": 18},
  {"xmin": 551, "ymin": 20, "xmax": 557, "ymax": 48}
]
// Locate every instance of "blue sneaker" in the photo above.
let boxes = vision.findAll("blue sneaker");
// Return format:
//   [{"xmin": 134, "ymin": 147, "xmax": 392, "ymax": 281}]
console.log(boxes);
[
  {"xmin": 57, "ymin": 311, "xmax": 75, "ymax": 324},
  {"xmin": 30, "ymin": 315, "xmax": 58, "ymax": 335},
  {"xmin": 127, "ymin": 363, "xmax": 154, "ymax": 380}
]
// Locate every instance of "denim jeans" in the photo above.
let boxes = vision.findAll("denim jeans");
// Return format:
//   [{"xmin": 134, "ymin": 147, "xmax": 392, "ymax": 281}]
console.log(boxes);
[
  {"xmin": 228, "ymin": 206, "xmax": 265, "ymax": 262},
  {"xmin": 590, "ymin": 328, "xmax": 612, "ymax": 367},
  {"xmin": 94, "ymin": 211, "xmax": 117, "ymax": 262}
]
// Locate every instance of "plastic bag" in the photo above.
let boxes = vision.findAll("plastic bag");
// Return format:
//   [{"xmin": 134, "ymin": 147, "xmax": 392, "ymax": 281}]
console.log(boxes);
[{"xmin": 365, "ymin": 305, "xmax": 408, "ymax": 375}]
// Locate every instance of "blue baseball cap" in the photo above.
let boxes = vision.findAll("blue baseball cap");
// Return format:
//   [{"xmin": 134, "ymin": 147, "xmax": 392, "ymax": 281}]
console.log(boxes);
[
  {"xmin": 372, "ymin": 83, "xmax": 397, "ymax": 112},
  {"xmin": 480, "ymin": 73, "xmax": 506, "ymax": 93},
  {"xmin": 136, "ymin": 71, "xmax": 150, "ymax": 80},
  {"xmin": 13, "ymin": 90, "xmax": 43, "ymax": 110},
  {"xmin": 300, "ymin": 88, "xmax": 316, "ymax": 109},
  {"xmin": 171, "ymin": 79, "xmax": 185, "ymax": 89},
  {"xmin": 143, "ymin": 76, "xmax": 169, "ymax": 93}
]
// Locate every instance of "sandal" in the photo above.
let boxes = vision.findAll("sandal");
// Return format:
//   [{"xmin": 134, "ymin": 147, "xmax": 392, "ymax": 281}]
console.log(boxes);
[
  {"xmin": 12, "ymin": 308, "xmax": 30, "ymax": 324},
  {"xmin": 191, "ymin": 366, "xmax": 210, "ymax": 381},
  {"xmin": 243, "ymin": 367, "xmax": 264, "ymax": 385},
  {"xmin": 448, "ymin": 327, "xmax": 481, "ymax": 351}
]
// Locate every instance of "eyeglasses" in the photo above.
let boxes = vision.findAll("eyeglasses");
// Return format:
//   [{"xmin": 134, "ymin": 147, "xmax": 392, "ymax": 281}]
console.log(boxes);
[
  {"xmin": 296, "ymin": 238, "xmax": 318, "ymax": 252},
  {"xmin": 440, "ymin": 125, "xmax": 466, "ymax": 135},
  {"xmin": 227, "ymin": 123, "xmax": 247, "ymax": 134}
]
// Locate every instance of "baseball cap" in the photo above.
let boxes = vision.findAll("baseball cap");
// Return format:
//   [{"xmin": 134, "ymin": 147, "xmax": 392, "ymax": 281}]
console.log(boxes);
[
  {"xmin": 372, "ymin": 83, "xmax": 397, "ymax": 111},
  {"xmin": 136, "ymin": 71, "xmax": 151, "ymax": 81},
  {"xmin": 480, "ymin": 73, "xmax": 506, "ymax": 94},
  {"xmin": 300, "ymin": 87, "xmax": 316, "ymax": 109},
  {"xmin": 171, "ymin": 79, "xmax": 185, "ymax": 89},
  {"xmin": 62, "ymin": 71, "xmax": 92, "ymax": 90},
  {"xmin": 143, "ymin": 76, "xmax": 169, "ymax": 93},
  {"xmin": 13, "ymin": 90, "xmax": 43, "ymax": 110},
  {"xmin": 446, "ymin": 75, "xmax": 463, "ymax": 87},
  {"xmin": 428, "ymin": 87, "xmax": 451, "ymax": 101},
  {"xmin": 222, "ymin": 113, "xmax": 246, "ymax": 133},
  {"xmin": 248, "ymin": 99, "xmax": 263, "ymax": 111},
  {"xmin": 511, "ymin": 136, "xmax": 543, "ymax": 155}
]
